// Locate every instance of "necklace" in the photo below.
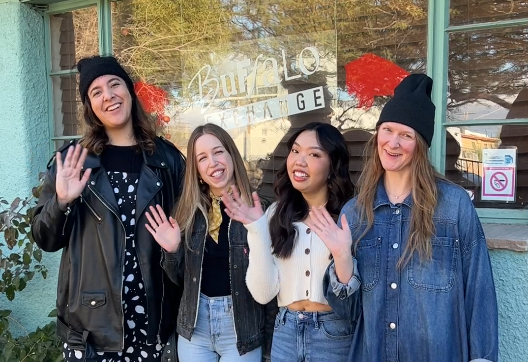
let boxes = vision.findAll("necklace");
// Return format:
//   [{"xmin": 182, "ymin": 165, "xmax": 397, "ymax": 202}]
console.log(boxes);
[
  {"xmin": 385, "ymin": 187, "xmax": 411, "ymax": 200},
  {"xmin": 308, "ymin": 201, "xmax": 328, "ymax": 211}
]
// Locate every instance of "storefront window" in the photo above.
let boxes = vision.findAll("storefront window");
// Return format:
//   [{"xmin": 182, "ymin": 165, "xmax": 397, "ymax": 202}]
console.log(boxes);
[
  {"xmin": 111, "ymin": 0, "xmax": 427, "ymax": 196},
  {"xmin": 450, "ymin": 0, "xmax": 528, "ymax": 26}
]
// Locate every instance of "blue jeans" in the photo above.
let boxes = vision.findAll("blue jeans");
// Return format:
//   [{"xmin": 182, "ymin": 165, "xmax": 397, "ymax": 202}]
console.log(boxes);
[
  {"xmin": 271, "ymin": 307, "xmax": 353, "ymax": 362},
  {"xmin": 178, "ymin": 293, "xmax": 262, "ymax": 362}
]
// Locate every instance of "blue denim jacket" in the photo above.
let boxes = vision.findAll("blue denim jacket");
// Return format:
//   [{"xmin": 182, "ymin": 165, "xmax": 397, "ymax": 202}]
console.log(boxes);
[{"xmin": 324, "ymin": 179, "xmax": 498, "ymax": 362}]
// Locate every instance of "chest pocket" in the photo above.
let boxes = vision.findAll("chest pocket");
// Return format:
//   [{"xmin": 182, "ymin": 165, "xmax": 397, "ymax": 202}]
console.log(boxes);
[
  {"xmin": 356, "ymin": 237, "xmax": 382, "ymax": 292},
  {"xmin": 407, "ymin": 237, "xmax": 459, "ymax": 292}
]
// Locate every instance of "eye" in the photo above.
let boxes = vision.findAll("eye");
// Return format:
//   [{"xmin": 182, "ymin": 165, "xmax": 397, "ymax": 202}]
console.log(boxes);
[
  {"xmin": 290, "ymin": 148, "xmax": 299, "ymax": 154},
  {"xmin": 91, "ymin": 90, "xmax": 101, "ymax": 97},
  {"xmin": 215, "ymin": 150, "xmax": 224, "ymax": 155},
  {"xmin": 111, "ymin": 82, "xmax": 119, "ymax": 88},
  {"xmin": 402, "ymin": 133, "xmax": 413, "ymax": 139},
  {"xmin": 309, "ymin": 153, "xmax": 321, "ymax": 158},
  {"xmin": 383, "ymin": 127, "xmax": 391, "ymax": 132},
  {"xmin": 198, "ymin": 156, "xmax": 207, "ymax": 162}
]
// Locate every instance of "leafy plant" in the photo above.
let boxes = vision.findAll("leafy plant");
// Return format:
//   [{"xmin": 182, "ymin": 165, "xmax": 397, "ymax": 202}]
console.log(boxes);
[{"xmin": 0, "ymin": 174, "xmax": 62, "ymax": 361}]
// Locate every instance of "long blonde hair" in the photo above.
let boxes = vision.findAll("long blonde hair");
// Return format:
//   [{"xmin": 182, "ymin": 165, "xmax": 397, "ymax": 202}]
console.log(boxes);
[
  {"xmin": 174, "ymin": 124, "xmax": 254, "ymax": 249},
  {"xmin": 355, "ymin": 130, "xmax": 444, "ymax": 268}
]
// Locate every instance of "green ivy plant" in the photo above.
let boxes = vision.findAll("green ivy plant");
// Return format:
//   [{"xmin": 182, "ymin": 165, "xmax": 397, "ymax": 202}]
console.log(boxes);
[{"xmin": 0, "ymin": 174, "xmax": 62, "ymax": 361}]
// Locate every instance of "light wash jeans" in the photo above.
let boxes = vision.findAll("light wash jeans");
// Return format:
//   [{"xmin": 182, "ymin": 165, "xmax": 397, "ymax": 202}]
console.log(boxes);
[
  {"xmin": 271, "ymin": 307, "xmax": 353, "ymax": 362},
  {"xmin": 178, "ymin": 293, "xmax": 262, "ymax": 362}
]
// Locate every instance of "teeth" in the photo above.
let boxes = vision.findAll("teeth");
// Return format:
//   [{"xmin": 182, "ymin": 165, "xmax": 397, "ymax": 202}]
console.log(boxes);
[
  {"xmin": 211, "ymin": 170, "xmax": 223, "ymax": 177},
  {"xmin": 294, "ymin": 171, "xmax": 308, "ymax": 178},
  {"xmin": 387, "ymin": 151, "xmax": 399, "ymax": 156}
]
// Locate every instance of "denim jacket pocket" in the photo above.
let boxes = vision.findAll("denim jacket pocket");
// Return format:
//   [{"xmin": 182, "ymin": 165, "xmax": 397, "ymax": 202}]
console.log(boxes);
[
  {"xmin": 356, "ymin": 237, "xmax": 381, "ymax": 291},
  {"xmin": 407, "ymin": 237, "xmax": 459, "ymax": 292}
]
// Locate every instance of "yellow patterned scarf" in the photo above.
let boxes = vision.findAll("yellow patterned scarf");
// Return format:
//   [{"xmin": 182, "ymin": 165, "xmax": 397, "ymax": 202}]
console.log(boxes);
[{"xmin": 208, "ymin": 189, "xmax": 231, "ymax": 243}]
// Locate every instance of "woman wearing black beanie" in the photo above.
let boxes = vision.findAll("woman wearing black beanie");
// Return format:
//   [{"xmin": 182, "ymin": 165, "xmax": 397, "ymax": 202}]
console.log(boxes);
[
  {"xmin": 309, "ymin": 74, "xmax": 499, "ymax": 362},
  {"xmin": 31, "ymin": 55, "xmax": 186, "ymax": 362}
]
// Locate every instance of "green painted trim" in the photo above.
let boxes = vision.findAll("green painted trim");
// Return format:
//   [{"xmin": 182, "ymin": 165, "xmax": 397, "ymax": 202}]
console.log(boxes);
[
  {"xmin": 45, "ymin": 0, "xmax": 97, "ymax": 14},
  {"xmin": 428, "ymin": 0, "xmax": 449, "ymax": 175},
  {"xmin": 443, "ymin": 118, "xmax": 528, "ymax": 127},
  {"xmin": 43, "ymin": 13, "xmax": 56, "ymax": 158},
  {"xmin": 98, "ymin": 0, "xmax": 112, "ymax": 55},
  {"xmin": 477, "ymin": 208, "xmax": 528, "ymax": 224},
  {"xmin": 447, "ymin": 18, "xmax": 528, "ymax": 33},
  {"xmin": 49, "ymin": 69, "xmax": 78, "ymax": 76}
]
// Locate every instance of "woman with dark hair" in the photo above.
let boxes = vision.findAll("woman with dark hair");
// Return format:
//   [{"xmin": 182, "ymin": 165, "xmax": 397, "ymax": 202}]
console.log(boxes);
[
  {"xmin": 31, "ymin": 55, "xmax": 186, "ymax": 362},
  {"xmin": 144, "ymin": 123, "xmax": 276, "ymax": 362},
  {"xmin": 312, "ymin": 74, "xmax": 498, "ymax": 362},
  {"xmin": 222, "ymin": 122, "xmax": 356, "ymax": 362}
]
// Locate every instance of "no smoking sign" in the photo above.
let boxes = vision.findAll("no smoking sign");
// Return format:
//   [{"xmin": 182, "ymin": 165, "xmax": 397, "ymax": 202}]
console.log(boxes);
[{"xmin": 482, "ymin": 167, "xmax": 515, "ymax": 201}]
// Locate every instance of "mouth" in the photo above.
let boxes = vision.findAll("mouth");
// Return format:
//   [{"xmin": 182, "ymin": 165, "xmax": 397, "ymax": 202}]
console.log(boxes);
[
  {"xmin": 384, "ymin": 150, "xmax": 401, "ymax": 157},
  {"xmin": 209, "ymin": 169, "xmax": 225, "ymax": 178},
  {"xmin": 292, "ymin": 170, "xmax": 309, "ymax": 181},
  {"xmin": 105, "ymin": 103, "xmax": 122, "ymax": 112}
]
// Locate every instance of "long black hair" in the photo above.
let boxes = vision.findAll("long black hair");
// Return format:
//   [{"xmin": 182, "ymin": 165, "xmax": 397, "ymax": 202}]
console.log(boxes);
[{"xmin": 269, "ymin": 122, "xmax": 355, "ymax": 258}]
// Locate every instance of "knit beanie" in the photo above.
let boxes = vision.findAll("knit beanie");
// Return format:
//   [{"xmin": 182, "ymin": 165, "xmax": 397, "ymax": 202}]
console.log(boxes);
[
  {"xmin": 77, "ymin": 56, "xmax": 134, "ymax": 102},
  {"xmin": 376, "ymin": 73, "xmax": 435, "ymax": 147}
]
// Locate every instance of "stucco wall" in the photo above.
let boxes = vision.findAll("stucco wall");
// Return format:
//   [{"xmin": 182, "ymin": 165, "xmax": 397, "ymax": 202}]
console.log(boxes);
[
  {"xmin": 0, "ymin": 1, "xmax": 59, "ymax": 335},
  {"xmin": 490, "ymin": 250, "xmax": 528, "ymax": 362}
]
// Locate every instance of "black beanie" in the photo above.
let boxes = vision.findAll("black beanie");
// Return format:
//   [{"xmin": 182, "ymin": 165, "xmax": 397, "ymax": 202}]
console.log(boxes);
[
  {"xmin": 77, "ymin": 56, "xmax": 135, "ymax": 102},
  {"xmin": 376, "ymin": 73, "xmax": 435, "ymax": 147}
]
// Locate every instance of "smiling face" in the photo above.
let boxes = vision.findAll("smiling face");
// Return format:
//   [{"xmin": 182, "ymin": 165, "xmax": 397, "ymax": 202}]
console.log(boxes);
[
  {"xmin": 286, "ymin": 130, "xmax": 331, "ymax": 196},
  {"xmin": 377, "ymin": 122, "xmax": 417, "ymax": 175},
  {"xmin": 195, "ymin": 133, "xmax": 235, "ymax": 196},
  {"xmin": 87, "ymin": 74, "xmax": 132, "ymax": 130}
]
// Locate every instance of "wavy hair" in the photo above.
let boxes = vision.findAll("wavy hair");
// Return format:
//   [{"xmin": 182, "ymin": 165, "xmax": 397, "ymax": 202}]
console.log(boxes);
[
  {"xmin": 174, "ymin": 123, "xmax": 254, "ymax": 250},
  {"xmin": 269, "ymin": 122, "xmax": 355, "ymax": 259},
  {"xmin": 354, "ymin": 130, "xmax": 445, "ymax": 268},
  {"xmin": 79, "ymin": 74, "xmax": 156, "ymax": 155}
]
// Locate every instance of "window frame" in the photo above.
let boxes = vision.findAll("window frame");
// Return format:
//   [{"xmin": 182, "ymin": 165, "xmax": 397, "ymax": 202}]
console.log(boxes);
[
  {"xmin": 43, "ymin": 0, "xmax": 528, "ymax": 223},
  {"xmin": 428, "ymin": 0, "xmax": 528, "ymax": 224}
]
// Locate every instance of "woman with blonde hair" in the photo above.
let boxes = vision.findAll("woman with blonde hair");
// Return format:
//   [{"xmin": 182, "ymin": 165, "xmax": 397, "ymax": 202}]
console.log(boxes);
[
  {"xmin": 145, "ymin": 123, "xmax": 275, "ymax": 362},
  {"xmin": 311, "ymin": 74, "xmax": 499, "ymax": 362}
]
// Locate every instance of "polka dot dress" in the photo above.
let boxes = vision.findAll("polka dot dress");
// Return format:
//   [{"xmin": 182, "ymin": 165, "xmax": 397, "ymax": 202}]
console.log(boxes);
[{"xmin": 64, "ymin": 148, "xmax": 164, "ymax": 362}]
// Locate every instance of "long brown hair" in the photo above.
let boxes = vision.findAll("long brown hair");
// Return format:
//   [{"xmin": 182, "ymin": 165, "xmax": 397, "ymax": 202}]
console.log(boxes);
[
  {"xmin": 79, "ymin": 81, "xmax": 157, "ymax": 155},
  {"xmin": 355, "ymin": 130, "xmax": 444, "ymax": 268},
  {"xmin": 174, "ymin": 123, "xmax": 254, "ymax": 249}
]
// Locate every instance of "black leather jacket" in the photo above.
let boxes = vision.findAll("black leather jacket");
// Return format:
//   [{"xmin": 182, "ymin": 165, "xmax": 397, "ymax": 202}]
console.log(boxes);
[
  {"xmin": 31, "ymin": 137, "xmax": 185, "ymax": 353},
  {"xmin": 162, "ymin": 207, "xmax": 277, "ymax": 359}
]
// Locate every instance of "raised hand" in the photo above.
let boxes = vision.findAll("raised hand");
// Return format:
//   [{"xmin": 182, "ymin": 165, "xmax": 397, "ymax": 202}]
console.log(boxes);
[
  {"xmin": 222, "ymin": 185, "xmax": 263, "ymax": 225},
  {"xmin": 56, "ymin": 144, "xmax": 92, "ymax": 210},
  {"xmin": 309, "ymin": 207, "xmax": 352, "ymax": 260},
  {"xmin": 145, "ymin": 205, "xmax": 181, "ymax": 253}
]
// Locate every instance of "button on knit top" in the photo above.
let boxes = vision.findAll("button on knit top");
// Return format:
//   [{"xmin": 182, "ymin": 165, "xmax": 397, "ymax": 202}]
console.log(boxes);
[{"xmin": 245, "ymin": 203, "xmax": 333, "ymax": 307}]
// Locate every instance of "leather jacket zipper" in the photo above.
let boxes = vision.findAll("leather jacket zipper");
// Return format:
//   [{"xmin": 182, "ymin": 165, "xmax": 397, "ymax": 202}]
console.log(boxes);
[
  {"xmin": 80, "ymin": 195, "xmax": 102, "ymax": 222},
  {"xmin": 87, "ymin": 184, "xmax": 127, "ymax": 349},
  {"xmin": 157, "ymin": 189, "xmax": 164, "ymax": 344}
]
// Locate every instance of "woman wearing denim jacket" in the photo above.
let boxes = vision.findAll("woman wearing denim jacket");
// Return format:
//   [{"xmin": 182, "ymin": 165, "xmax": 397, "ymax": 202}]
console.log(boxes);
[
  {"xmin": 310, "ymin": 74, "xmax": 499, "ymax": 362},
  {"xmin": 145, "ymin": 124, "xmax": 276, "ymax": 362},
  {"xmin": 222, "ymin": 122, "xmax": 357, "ymax": 362}
]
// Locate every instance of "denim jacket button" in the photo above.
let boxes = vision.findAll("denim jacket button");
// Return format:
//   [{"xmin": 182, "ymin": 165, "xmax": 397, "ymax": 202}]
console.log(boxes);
[
  {"xmin": 193, "ymin": 277, "xmax": 197, "ymax": 282},
  {"xmin": 395, "ymin": 209, "xmax": 400, "ymax": 214},
  {"xmin": 389, "ymin": 322, "xmax": 396, "ymax": 329},
  {"xmin": 392, "ymin": 243, "xmax": 399, "ymax": 249},
  {"xmin": 391, "ymin": 283, "xmax": 397, "ymax": 289},
  {"xmin": 306, "ymin": 228, "xmax": 311, "ymax": 234},
  {"xmin": 305, "ymin": 248, "xmax": 310, "ymax": 254}
]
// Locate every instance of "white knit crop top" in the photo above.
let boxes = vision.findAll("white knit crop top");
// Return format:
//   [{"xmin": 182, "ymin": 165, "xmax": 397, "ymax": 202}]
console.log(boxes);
[{"xmin": 244, "ymin": 203, "xmax": 333, "ymax": 307}]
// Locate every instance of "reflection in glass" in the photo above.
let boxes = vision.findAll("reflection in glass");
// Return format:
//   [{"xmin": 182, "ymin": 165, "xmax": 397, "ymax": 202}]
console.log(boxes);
[
  {"xmin": 445, "ymin": 99, "xmax": 528, "ymax": 209},
  {"xmin": 49, "ymin": 7, "xmax": 99, "ymax": 72},
  {"xmin": 447, "ymin": 27, "xmax": 528, "ymax": 122},
  {"xmin": 51, "ymin": 74, "xmax": 83, "ymax": 138},
  {"xmin": 450, "ymin": 0, "xmax": 528, "ymax": 26}
]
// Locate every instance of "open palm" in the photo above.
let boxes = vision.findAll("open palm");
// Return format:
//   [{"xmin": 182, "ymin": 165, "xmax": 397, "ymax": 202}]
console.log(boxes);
[
  {"xmin": 145, "ymin": 205, "xmax": 181, "ymax": 253},
  {"xmin": 56, "ymin": 144, "xmax": 92, "ymax": 209},
  {"xmin": 222, "ymin": 185, "xmax": 264, "ymax": 225},
  {"xmin": 309, "ymin": 207, "xmax": 352, "ymax": 259}
]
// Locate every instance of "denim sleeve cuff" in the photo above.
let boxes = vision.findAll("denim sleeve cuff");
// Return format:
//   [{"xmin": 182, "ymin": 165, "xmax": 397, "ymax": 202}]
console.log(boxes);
[
  {"xmin": 469, "ymin": 359, "xmax": 494, "ymax": 362},
  {"xmin": 329, "ymin": 258, "xmax": 361, "ymax": 299}
]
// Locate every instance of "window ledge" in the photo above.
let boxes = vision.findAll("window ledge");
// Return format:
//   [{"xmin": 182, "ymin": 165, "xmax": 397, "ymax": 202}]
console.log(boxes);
[{"xmin": 483, "ymin": 224, "xmax": 528, "ymax": 252}]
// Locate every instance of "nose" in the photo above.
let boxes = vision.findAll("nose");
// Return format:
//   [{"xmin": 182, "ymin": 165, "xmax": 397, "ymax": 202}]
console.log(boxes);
[
  {"xmin": 294, "ymin": 154, "xmax": 307, "ymax": 166},
  {"xmin": 387, "ymin": 135, "xmax": 400, "ymax": 149},
  {"xmin": 102, "ymin": 87, "xmax": 114, "ymax": 101}
]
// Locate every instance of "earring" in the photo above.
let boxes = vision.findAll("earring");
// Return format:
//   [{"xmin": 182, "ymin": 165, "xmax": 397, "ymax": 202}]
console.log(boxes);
[{"xmin": 199, "ymin": 178, "xmax": 203, "ymax": 184}]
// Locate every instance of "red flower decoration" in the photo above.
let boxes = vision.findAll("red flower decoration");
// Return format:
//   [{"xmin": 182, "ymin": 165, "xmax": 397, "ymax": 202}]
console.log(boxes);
[
  {"xmin": 134, "ymin": 81, "xmax": 169, "ymax": 120},
  {"xmin": 345, "ymin": 53, "xmax": 410, "ymax": 109}
]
